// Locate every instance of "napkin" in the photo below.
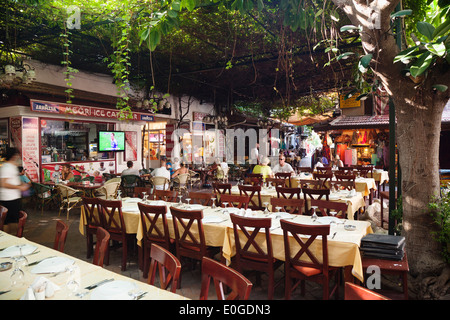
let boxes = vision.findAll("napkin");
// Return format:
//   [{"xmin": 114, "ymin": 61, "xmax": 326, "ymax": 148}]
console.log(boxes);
[{"xmin": 20, "ymin": 276, "xmax": 61, "ymax": 300}]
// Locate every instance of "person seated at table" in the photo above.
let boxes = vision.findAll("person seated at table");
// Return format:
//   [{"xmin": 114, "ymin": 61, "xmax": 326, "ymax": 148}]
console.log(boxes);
[
  {"xmin": 61, "ymin": 163, "xmax": 74, "ymax": 181},
  {"xmin": 314, "ymin": 157, "xmax": 324, "ymax": 170},
  {"xmin": 121, "ymin": 161, "xmax": 140, "ymax": 176},
  {"xmin": 172, "ymin": 157, "xmax": 181, "ymax": 171},
  {"xmin": 93, "ymin": 170, "xmax": 103, "ymax": 183},
  {"xmin": 272, "ymin": 155, "xmax": 295, "ymax": 176},
  {"xmin": 331, "ymin": 155, "xmax": 344, "ymax": 168},
  {"xmin": 18, "ymin": 166, "xmax": 33, "ymax": 198},
  {"xmin": 252, "ymin": 157, "xmax": 273, "ymax": 179},
  {"xmin": 171, "ymin": 161, "xmax": 189, "ymax": 178},
  {"xmin": 205, "ymin": 160, "xmax": 219, "ymax": 184},
  {"xmin": 151, "ymin": 157, "xmax": 171, "ymax": 190}
]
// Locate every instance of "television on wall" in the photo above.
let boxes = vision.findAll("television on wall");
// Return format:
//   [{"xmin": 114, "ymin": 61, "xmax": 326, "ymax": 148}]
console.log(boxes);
[{"xmin": 98, "ymin": 131, "xmax": 125, "ymax": 152}]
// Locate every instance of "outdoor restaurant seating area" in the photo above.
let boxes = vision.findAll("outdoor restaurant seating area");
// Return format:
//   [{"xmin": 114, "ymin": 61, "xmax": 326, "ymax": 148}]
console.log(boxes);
[{"xmin": 0, "ymin": 163, "xmax": 407, "ymax": 301}]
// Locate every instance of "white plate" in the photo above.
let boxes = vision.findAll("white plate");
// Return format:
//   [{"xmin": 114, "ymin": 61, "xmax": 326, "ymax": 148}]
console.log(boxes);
[
  {"xmin": 202, "ymin": 216, "xmax": 227, "ymax": 224},
  {"xmin": 0, "ymin": 244, "xmax": 37, "ymax": 258},
  {"xmin": 147, "ymin": 201, "xmax": 166, "ymax": 206},
  {"xmin": 90, "ymin": 280, "xmax": 137, "ymax": 300},
  {"xmin": 124, "ymin": 198, "xmax": 142, "ymax": 203},
  {"xmin": 186, "ymin": 204, "xmax": 204, "ymax": 210},
  {"xmin": 30, "ymin": 257, "xmax": 75, "ymax": 274},
  {"xmin": 316, "ymin": 216, "xmax": 341, "ymax": 225},
  {"xmin": 225, "ymin": 207, "xmax": 240, "ymax": 214}
]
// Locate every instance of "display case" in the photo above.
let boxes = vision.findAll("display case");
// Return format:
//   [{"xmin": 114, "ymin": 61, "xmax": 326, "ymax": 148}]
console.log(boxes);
[{"xmin": 352, "ymin": 144, "xmax": 376, "ymax": 165}]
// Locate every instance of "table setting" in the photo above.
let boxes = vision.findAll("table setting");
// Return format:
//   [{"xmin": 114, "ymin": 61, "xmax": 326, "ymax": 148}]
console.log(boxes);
[{"xmin": 0, "ymin": 231, "xmax": 189, "ymax": 300}]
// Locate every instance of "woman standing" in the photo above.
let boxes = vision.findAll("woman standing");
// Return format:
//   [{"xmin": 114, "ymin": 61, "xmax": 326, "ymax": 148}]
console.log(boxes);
[{"xmin": 0, "ymin": 148, "xmax": 30, "ymax": 234}]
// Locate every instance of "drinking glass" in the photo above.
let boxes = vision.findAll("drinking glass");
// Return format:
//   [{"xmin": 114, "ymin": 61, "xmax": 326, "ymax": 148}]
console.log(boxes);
[
  {"xmin": 143, "ymin": 194, "xmax": 149, "ymax": 204},
  {"xmin": 222, "ymin": 202, "xmax": 228, "ymax": 214},
  {"xmin": 10, "ymin": 261, "xmax": 25, "ymax": 288},
  {"xmin": 178, "ymin": 194, "xmax": 183, "ymax": 206},
  {"xmin": 263, "ymin": 202, "xmax": 269, "ymax": 215},
  {"xmin": 141, "ymin": 191, "xmax": 147, "ymax": 201},
  {"xmin": 185, "ymin": 198, "xmax": 191, "ymax": 207},
  {"xmin": 211, "ymin": 197, "xmax": 216, "ymax": 209},
  {"xmin": 117, "ymin": 190, "xmax": 122, "ymax": 200},
  {"xmin": 65, "ymin": 265, "xmax": 80, "ymax": 297}
]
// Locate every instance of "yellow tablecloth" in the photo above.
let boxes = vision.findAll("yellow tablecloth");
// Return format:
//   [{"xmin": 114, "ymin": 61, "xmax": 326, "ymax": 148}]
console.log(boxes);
[
  {"xmin": 132, "ymin": 199, "xmax": 372, "ymax": 283},
  {"xmin": 369, "ymin": 170, "xmax": 389, "ymax": 185},
  {"xmin": 290, "ymin": 176, "xmax": 376, "ymax": 197},
  {"xmin": 229, "ymin": 186, "xmax": 366, "ymax": 220},
  {"xmin": 221, "ymin": 214, "xmax": 373, "ymax": 282},
  {"xmin": 0, "ymin": 231, "xmax": 189, "ymax": 300}
]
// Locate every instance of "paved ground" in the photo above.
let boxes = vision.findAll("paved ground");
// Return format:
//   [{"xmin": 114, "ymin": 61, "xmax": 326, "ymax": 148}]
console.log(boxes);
[{"xmin": 18, "ymin": 185, "xmax": 405, "ymax": 300}]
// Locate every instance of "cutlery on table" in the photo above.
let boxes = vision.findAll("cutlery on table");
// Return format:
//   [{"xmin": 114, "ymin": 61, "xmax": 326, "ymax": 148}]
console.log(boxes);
[
  {"xmin": 28, "ymin": 256, "xmax": 56, "ymax": 266},
  {"xmin": 85, "ymin": 278, "xmax": 114, "ymax": 290},
  {"xmin": 0, "ymin": 290, "xmax": 11, "ymax": 295},
  {"xmin": 331, "ymin": 232, "xmax": 337, "ymax": 239}
]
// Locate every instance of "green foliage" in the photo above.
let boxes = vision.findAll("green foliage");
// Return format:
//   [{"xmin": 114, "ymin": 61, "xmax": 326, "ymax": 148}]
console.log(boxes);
[
  {"xmin": 390, "ymin": 196, "xmax": 403, "ymax": 235},
  {"xmin": 428, "ymin": 190, "xmax": 450, "ymax": 263},
  {"xmin": 60, "ymin": 27, "xmax": 78, "ymax": 104}
]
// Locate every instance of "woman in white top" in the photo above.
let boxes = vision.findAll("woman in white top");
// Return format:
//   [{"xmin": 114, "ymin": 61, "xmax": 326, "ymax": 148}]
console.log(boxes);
[{"xmin": 0, "ymin": 148, "xmax": 30, "ymax": 234}]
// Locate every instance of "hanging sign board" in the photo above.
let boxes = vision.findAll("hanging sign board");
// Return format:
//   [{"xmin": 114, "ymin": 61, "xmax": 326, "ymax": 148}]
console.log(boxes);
[{"xmin": 339, "ymin": 93, "xmax": 361, "ymax": 109}]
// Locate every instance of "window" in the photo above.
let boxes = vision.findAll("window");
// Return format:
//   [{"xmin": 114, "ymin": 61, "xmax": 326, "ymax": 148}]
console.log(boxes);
[{"xmin": 40, "ymin": 119, "xmax": 115, "ymax": 163}]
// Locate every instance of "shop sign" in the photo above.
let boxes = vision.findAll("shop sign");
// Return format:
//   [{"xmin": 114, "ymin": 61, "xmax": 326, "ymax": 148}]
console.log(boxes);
[
  {"xmin": 339, "ymin": 93, "xmax": 361, "ymax": 109},
  {"xmin": 30, "ymin": 100, "xmax": 155, "ymax": 122}
]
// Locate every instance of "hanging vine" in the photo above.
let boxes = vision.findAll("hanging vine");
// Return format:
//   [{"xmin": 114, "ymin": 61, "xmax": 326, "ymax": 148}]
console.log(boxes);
[{"xmin": 60, "ymin": 25, "xmax": 78, "ymax": 104}]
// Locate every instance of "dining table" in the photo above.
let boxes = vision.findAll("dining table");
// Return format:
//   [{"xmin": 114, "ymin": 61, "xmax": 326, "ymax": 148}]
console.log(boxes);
[
  {"xmin": 43, "ymin": 181, "xmax": 105, "ymax": 197},
  {"xmin": 80, "ymin": 197, "xmax": 374, "ymax": 283},
  {"xmin": 0, "ymin": 231, "xmax": 189, "ymax": 300},
  {"xmin": 228, "ymin": 185, "xmax": 366, "ymax": 220}
]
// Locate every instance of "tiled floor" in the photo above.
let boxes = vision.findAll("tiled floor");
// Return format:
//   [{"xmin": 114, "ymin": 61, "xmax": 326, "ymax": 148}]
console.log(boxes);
[{"xmin": 18, "ymin": 186, "xmax": 403, "ymax": 300}]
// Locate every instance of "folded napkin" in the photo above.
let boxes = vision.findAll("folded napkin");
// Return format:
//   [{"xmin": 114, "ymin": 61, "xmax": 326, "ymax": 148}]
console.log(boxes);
[{"xmin": 20, "ymin": 276, "xmax": 61, "ymax": 300}]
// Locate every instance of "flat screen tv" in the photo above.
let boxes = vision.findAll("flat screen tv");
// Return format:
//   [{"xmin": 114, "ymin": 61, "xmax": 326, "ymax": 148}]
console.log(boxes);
[{"xmin": 98, "ymin": 131, "xmax": 125, "ymax": 152}]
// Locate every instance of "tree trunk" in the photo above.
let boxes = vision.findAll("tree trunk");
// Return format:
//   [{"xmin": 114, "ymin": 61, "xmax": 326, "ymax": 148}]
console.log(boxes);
[{"xmin": 333, "ymin": 0, "xmax": 450, "ymax": 299}]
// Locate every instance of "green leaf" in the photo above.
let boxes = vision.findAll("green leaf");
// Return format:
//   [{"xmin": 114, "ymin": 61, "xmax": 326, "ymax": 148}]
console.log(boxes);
[
  {"xmin": 358, "ymin": 54, "xmax": 372, "ymax": 73},
  {"xmin": 172, "ymin": 1, "xmax": 181, "ymax": 11},
  {"xmin": 426, "ymin": 42, "xmax": 446, "ymax": 57},
  {"xmin": 417, "ymin": 21, "xmax": 436, "ymax": 41},
  {"xmin": 409, "ymin": 51, "xmax": 433, "ymax": 77},
  {"xmin": 432, "ymin": 16, "xmax": 450, "ymax": 39},
  {"xmin": 432, "ymin": 84, "xmax": 448, "ymax": 92},
  {"xmin": 149, "ymin": 28, "xmax": 161, "ymax": 51},
  {"xmin": 138, "ymin": 28, "xmax": 150, "ymax": 46},
  {"xmin": 356, "ymin": 93, "xmax": 370, "ymax": 101},
  {"xmin": 167, "ymin": 10, "xmax": 177, "ymax": 18},
  {"xmin": 390, "ymin": 9, "xmax": 413, "ymax": 19},
  {"xmin": 340, "ymin": 25, "xmax": 360, "ymax": 33},
  {"xmin": 394, "ymin": 46, "xmax": 420, "ymax": 63},
  {"xmin": 337, "ymin": 52, "xmax": 355, "ymax": 60}
]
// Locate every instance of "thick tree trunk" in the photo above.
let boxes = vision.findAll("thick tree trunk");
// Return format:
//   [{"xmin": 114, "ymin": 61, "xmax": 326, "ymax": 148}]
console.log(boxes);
[{"xmin": 333, "ymin": 0, "xmax": 450, "ymax": 299}]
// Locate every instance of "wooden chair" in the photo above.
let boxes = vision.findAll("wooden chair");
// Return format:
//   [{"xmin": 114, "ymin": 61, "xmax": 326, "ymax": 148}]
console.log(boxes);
[
  {"xmin": 330, "ymin": 180, "xmax": 355, "ymax": 191},
  {"xmin": 230, "ymin": 213, "xmax": 283, "ymax": 299},
  {"xmin": 82, "ymin": 197, "xmax": 103, "ymax": 259},
  {"xmin": 264, "ymin": 178, "xmax": 286, "ymax": 188},
  {"xmin": 356, "ymin": 168, "xmax": 372, "ymax": 178},
  {"xmin": 148, "ymin": 243, "xmax": 182, "ymax": 293},
  {"xmin": 93, "ymin": 227, "xmax": 110, "ymax": 268},
  {"xmin": 54, "ymin": 219, "xmax": 69, "ymax": 253},
  {"xmin": 238, "ymin": 185, "xmax": 264, "ymax": 210},
  {"xmin": 316, "ymin": 167, "xmax": 332, "ymax": 173},
  {"xmin": 275, "ymin": 172, "xmax": 292, "ymax": 187},
  {"xmin": 212, "ymin": 182, "xmax": 232, "ymax": 195},
  {"xmin": 56, "ymin": 184, "xmax": 83, "ymax": 220},
  {"xmin": 270, "ymin": 197, "xmax": 304, "ymax": 215},
  {"xmin": 276, "ymin": 186, "xmax": 302, "ymax": 199},
  {"xmin": 0, "ymin": 206, "xmax": 7, "ymax": 231},
  {"xmin": 16, "ymin": 211, "xmax": 27, "ymax": 238},
  {"xmin": 98, "ymin": 198, "xmax": 129, "ymax": 271},
  {"xmin": 310, "ymin": 199, "xmax": 348, "ymax": 219},
  {"xmin": 298, "ymin": 167, "xmax": 313, "ymax": 173},
  {"xmin": 170, "ymin": 207, "xmax": 220, "ymax": 285},
  {"xmin": 133, "ymin": 186, "xmax": 153, "ymax": 199},
  {"xmin": 154, "ymin": 189, "xmax": 178, "ymax": 202},
  {"xmin": 334, "ymin": 173, "xmax": 356, "ymax": 182},
  {"xmin": 302, "ymin": 187, "xmax": 330, "ymax": 215},
  {"xmin": 298, "ymin": 179, "xmax": 324, "ymax": 189},
  {"xmin": 220, "ymin": 194, "xmax": 250, "ymax": 209},
  {"xmin": 245, "ymin": 173, "xmax": 263, "ymax": 185},
  {"xmin": 200, "ymin": 257, "xmax": 253, "ymax": 300},
  {"xmin": 338, "ymin": 166, "xmax": 354, "ymax": 174},
  {"xmin": 313, "ymin": 172, "xmax": 333, "ymax": 184},
  {"xmin": 188, "ymin": 192, "xmax": 213, "ymax": 206},
  {"xmin": 280, "ymin": 220, "xmax": 340, "ymax": 300},
  {"xmin": 345, "ymin": 282, "xmax": 390, "ymax": 300},
  {"xmin": 138, "ymin": 202, "xmax": 173, "ymax": 278}
]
